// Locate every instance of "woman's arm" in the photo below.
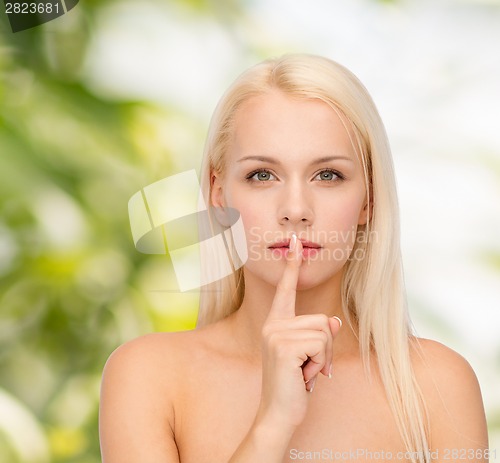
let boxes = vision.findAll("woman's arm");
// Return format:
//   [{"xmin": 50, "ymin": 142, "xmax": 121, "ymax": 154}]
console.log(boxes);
[
  {"xmin": 99, "ymin": 339, "xmax": 292, "ymax": 463},
  {"xmin": 99, "ymin": 335, "xmax": 180, "ymax": 463},
  {"xmin": 413, "ymin": 339, "xmax": 489, "ymax": 461},
  {"xmin": 229, "ymin": 235, "xmax": 341, "ymax": 462}
]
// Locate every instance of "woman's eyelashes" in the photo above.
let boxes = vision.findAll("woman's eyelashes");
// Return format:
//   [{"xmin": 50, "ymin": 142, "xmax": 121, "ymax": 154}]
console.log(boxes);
[
  {"xmin": 245, "ymin": 168, "xmax": 276, "ymax": 182},
  {"xmin": 245, "ymin": 168, "xmax": 345, "ymax": 183},
  {"xmin": 313, "ymin": 169, "xmax": 345, "ymax": 182}
]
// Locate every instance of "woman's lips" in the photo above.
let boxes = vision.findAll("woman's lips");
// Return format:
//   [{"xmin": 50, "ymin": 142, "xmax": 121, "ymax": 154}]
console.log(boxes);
[
  {"xmin": 268, "ymin": 247, "xmax": 321, "ymax": 258},
  {"xmin": 268, "ymin": 239, "xmax": 322, "ymax": 258},
  {"xmin": 269, "ymin": 239, "xmax": 321, "ymax": 249}
]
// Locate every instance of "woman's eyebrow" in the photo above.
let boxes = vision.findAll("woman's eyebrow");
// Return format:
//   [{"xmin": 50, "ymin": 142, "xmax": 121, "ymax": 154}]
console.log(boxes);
[
  {"xmin": 237, "ymin": 155, "xmax": 353, "ymax": 164},
  {"xmin": 311, "ymin": 155, "xmax": 354, "ymax": 164}
]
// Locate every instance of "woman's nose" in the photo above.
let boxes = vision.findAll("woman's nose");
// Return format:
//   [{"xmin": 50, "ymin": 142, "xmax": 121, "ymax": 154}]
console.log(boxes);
[{"xmin": 277, "ymin": 179, "xmax": 314, "ymax": 226}]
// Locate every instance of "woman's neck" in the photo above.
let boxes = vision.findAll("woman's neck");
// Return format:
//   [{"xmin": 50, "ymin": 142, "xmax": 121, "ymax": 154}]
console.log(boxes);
[{"xmin": 222, "ymin": 268, "xmax": 359, "ymax": 362}]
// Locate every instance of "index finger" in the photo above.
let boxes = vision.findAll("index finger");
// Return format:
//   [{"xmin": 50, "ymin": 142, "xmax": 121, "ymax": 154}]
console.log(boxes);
[{"xmin": 266, "ymin": 233, "xmax": 303, "ymax": 321}]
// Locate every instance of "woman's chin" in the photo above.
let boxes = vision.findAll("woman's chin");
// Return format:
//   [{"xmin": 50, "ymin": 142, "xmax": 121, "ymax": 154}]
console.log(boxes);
[{"xmin": 244, "ymin": 259, "xmax": 343, "ymax": 291}]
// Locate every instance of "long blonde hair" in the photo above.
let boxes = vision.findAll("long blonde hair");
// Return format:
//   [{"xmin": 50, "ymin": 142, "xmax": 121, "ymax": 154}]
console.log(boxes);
[{"xmin": 196, "ymin": 54, "xmax": 429, "ymax": 461}]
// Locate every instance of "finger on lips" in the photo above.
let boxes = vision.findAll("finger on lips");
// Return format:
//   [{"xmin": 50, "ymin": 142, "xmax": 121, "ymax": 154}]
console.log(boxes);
[
  {"xmin": 265, "ymin": 232, "xmax": 343, "ymax": 393},
  {"xmin": 267, "ymin": 233, "xmax": 303, "ymax": 321}
]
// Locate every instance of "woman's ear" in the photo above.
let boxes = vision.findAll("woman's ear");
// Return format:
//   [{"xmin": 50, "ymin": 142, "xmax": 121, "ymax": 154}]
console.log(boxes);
[
  {"xmin": 358, "ymin": 196, "xmax": 373, "ymax": 225},
  {"xmin": 211, "ymin": 172, "xmax": 233, "ymax": 227},
  {"xmin": 210, "ymin": 171, "xmax": 225, "ymax": 209}
]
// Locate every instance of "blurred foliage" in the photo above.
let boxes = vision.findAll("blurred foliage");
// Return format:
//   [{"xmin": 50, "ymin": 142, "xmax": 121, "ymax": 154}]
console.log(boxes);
[
  {"xmin": 1, "ymin": 0, "xmax": 499, "ymax": 461},
  {"xmin": 0, "ymin": 1, "xmax": 206, "ymax": 461}
]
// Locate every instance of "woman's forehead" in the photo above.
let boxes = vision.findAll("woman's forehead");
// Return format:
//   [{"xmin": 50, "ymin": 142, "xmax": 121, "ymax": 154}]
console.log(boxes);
[{"xmin": 228, "ymin": 90, "xmax": 360, "ymax": 165}]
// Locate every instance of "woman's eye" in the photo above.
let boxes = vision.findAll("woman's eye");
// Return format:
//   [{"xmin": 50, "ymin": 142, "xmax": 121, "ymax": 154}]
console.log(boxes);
[
  {"xmin": 314, "ymin": 169, "xmax": 342, "ymax": 181},
  {"xmin": 246, "ymin": 170, "xmax": 276, "ymax": 182}
]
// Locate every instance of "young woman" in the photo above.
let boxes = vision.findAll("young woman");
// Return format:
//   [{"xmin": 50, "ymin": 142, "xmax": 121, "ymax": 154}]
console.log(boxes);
[{"xmin": 99, "ymin": 54, "xmax": 489, "ymax": 462}]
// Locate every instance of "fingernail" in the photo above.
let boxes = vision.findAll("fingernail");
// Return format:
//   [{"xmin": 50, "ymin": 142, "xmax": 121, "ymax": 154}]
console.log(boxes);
[
  {"xmin": 308, "ymin": 377, "xmax": 316, "ymax": 393},
  {"xmin": 289, "ymin": 233, "xmax": 297, "ymax": 253},
  {"xmin": 328, "ymin": 363, "xmax": 333, "ymax": 379},
  {"xmin": 333, "ymin": 316, "xmax": 342, "ymax": 328}
]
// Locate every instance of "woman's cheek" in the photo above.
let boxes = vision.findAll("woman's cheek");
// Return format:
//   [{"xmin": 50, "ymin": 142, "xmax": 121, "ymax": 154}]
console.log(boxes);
[
  {"xmin": 237, "ymin": 209, "xmax": 267, "ymax": 262},
  {"xmin": 322, "ymin": 211, "xmax": 361, "ymax": 260}
]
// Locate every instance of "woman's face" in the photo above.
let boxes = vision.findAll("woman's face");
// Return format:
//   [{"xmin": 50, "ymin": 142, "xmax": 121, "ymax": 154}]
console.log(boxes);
[{"xmin": 211, "ymin": 89, "xmax": 369, "ymax": 290}]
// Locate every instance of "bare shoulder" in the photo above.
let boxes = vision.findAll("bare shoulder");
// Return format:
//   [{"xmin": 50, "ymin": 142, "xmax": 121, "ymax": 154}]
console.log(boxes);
[
  {"xmin": 101, "ymin": 327, "xmax": 214, "ymax": 409},
  {"xmin": 99, "ymin": 329, "xmax": 209, "ymax": 462},
  {"xmin": 103, "ymin": 329, "xmax": 198, "ymax": 379},
  {"xmin": 409, "ymin": 337, "xmax": 488, "ymax": 450},
  {"xmin": 410, "ymin": 337, "xmax": 476, "ymax": 377},
  {"xmin": 409, "ymin": 337, "xmax": 481, "ymax": 394}
]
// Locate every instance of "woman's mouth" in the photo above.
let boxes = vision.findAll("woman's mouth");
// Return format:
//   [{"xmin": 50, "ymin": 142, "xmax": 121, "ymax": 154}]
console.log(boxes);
[{"xmin": 268, "ymin": 238, "xmax": 322, "ymax": 258}]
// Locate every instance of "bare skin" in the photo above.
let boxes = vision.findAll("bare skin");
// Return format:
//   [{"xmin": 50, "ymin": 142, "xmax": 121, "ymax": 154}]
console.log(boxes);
[{"xmin": 99, "ymin": 91, "xmax": 489, "ymax": 462}]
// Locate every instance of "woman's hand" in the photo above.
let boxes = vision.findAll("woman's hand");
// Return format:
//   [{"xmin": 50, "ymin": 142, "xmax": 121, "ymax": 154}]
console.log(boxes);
[
  {"xmin": 256, "ymin": 234, "xmax": 342, "ymax": 432},
  {"xmin": 229, "ymin": 235, "xmax": 342, "ymax": 462}
]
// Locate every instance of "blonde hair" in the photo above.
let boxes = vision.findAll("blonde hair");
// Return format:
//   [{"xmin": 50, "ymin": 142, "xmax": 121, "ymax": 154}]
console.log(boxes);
[{"xmin": 197, "ymin": 54, "xmax": 429, "ymax": 461}]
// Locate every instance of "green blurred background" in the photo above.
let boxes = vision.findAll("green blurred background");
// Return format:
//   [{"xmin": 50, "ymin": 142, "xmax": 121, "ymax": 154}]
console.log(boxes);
[{"xmin": 1, "ymin": 0, "xmax": 499, "ymax": 461}]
